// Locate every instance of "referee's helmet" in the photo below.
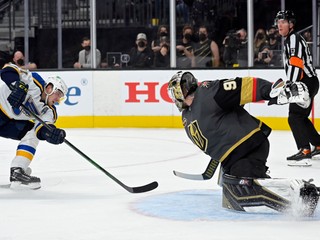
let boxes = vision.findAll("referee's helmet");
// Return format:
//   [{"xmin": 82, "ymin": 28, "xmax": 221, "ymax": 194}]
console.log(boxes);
[{"xmin": 275, "ymin": 10, "xmax": 296, "ymax": 25}]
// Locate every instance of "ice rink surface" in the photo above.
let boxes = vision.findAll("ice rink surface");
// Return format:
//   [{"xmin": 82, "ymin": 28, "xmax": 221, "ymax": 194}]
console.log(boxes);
[{"xmin": 1, "ymin": 128, "xmax": 320, "ymax": 240}]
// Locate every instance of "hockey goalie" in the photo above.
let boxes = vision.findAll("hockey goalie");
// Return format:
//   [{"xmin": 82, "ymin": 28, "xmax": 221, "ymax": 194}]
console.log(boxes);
[{"xmin": 168, "ymin": 71, "xmax": 320, "ymax": 216}]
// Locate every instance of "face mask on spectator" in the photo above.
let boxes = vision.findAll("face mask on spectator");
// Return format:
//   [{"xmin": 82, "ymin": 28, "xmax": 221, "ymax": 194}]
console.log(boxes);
[
  {"xmin": 268, "ymin": 33, "xmax": 276, "ymax": 40},
  {"xmin": 84, "ymin": 46, "xmax": 91, "ymax": 51},
  {"xmin": 199, "ymin": 33, "xmax": 206, "ymax": 41},
  {"xmin": 184, "ymin": 33, "xmax": 192, "ymax": 41},
  {"xmin": 17, "ymin": 59, "xmax": 24, "ymax": 66},
  {"xmin": 257, "ymin": 33, "xmax": 264, "ymax": 39},
  {"xmin": 138, "ymin": 41, "xmax": 146, "ymax": 48},
  {"xmin": 160, "ymin": 32, "xmax": 168, "ymax": 37}
]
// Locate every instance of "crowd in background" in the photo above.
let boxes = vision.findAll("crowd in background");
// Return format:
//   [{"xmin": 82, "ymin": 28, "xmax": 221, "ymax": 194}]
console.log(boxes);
[
  {"xmin": 61, "ymin": 0, "xmax": 315, "ymax": 69},
  {"xmin": 0, "ymin": 0, "xmax": 314, "ymax": 70},
  {"xmin": 1, "ymin": 24, "xmax": 313, "ymax": 70},
  {"xmin": 69, "ymin": 24, "xmax": 312, "ymax": 70}
]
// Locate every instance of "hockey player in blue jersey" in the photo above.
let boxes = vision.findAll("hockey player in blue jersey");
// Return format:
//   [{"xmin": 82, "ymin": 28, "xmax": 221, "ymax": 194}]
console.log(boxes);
[{"xmin": 0, "ymin": 63, "xmax": 67, "ymax": 189}]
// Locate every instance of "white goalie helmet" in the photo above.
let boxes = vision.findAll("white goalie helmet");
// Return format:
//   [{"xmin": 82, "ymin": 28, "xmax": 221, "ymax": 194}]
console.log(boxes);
[{"xmin": 45, "ymin": 76, "xmax": 68, "ymax": 103}]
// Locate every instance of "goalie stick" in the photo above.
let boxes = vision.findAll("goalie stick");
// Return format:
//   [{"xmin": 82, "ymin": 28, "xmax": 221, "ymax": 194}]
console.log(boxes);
[
  {"xmin": 19, "ymin": 103, "xmax": 158, "ymax": 194},
  {"xmin": 173, "ymin": 158, "xmax": 219, "ymax": 180}
]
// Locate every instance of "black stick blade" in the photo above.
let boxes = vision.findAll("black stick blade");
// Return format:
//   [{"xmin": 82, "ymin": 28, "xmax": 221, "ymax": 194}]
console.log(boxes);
[{"xmin": 126, "ymin": 181, "xmax": 159, "ymax": 193}]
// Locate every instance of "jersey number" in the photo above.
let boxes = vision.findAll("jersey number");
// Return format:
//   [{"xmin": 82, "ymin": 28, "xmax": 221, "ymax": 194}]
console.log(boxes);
[{"xmin": 223, "ymin": 79, "xmax": 237, "ymax": 91}]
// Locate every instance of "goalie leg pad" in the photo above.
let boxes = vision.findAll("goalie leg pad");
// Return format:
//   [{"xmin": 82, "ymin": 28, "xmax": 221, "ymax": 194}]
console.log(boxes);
[
  {"xmin": 222, "ymin": 175, "xmax": 320, "ymax": 216},
  {"xmin": 222, "ymin": 175, "xmax": 290, "ymax": 213}
]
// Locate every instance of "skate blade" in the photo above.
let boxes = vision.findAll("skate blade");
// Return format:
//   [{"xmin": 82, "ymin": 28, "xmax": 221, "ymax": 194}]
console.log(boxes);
[
  {"xmin": 312, "ymin": 155, "xmax": 320, "ymax": 160},
  {"xmin": 10, "ymin": 181, "xmax": 41, "ymax": 190},
  {"xmin": 287, "ymin": 159, "xmax": 312, "ymax": 167}
]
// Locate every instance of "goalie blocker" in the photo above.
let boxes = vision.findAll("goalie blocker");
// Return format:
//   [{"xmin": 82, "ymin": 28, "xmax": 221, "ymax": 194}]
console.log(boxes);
[{"xmin": 222, "ymin": 174, "xmax": 320, "ymax": 216}]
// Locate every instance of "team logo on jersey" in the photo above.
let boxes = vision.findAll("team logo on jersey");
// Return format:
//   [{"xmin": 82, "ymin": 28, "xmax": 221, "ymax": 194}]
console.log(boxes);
[{"xmin": 187, "ymin": 120, "xmax": 208, "ymax": 152}]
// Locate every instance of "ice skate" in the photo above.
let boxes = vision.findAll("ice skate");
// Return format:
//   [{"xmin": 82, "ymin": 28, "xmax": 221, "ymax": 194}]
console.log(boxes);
[
  {"xmin": 311, "ymin": 147, "xmax": 320, "ymax": 160},
  {"xmin": 287, "ymin": 149, "xmax": 312, "ymax": 167},
  {"xmin": 10, "ymin": 167, "xmax": 41, "ymax": 190}
]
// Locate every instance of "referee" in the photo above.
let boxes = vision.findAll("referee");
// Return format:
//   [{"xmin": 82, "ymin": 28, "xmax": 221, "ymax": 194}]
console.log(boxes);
[{"xmin": 275, "ymin": 10, "xmax": 320, "ymax": 166}]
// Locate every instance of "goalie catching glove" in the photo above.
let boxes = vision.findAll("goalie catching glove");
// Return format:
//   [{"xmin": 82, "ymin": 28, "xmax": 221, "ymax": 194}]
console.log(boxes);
[
  {"xmin": 268, "ymin": 79, "xmax": 311, "ymax": 108},
  {"xmin": 37, "ymin": 125, "xmax": 66, "ymax": 144},
  {"xmin": 7, "ymin": 81, "xmax": 29, "ymax": 108}
]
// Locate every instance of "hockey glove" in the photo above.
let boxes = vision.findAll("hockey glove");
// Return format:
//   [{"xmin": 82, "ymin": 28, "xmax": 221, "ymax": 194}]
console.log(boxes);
[
  {"xmin": 41, "ymin": 125, "xmax": 66, "ymax": 145},
  {"xmin": 7, "ymin": 81, "xmax": 29, "ymax": 108},
  {"xmin": 269, "ymin": 78, "xmax": 285, "ymax": 98},
  {"xmin": 268, "ymin": 81, "xmax": 310, "ymax": 108}
]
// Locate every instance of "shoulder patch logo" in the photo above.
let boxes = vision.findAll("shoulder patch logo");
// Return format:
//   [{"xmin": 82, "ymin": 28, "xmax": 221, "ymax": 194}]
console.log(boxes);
[{"xmin": 201, "ymin": 81, "xmax": 210, "ymax": 88}]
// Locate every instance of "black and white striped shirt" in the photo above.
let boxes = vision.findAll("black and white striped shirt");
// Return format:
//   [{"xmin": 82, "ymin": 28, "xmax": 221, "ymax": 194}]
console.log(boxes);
[{"xmin": 283, "ymin": 31, "xmax": 317, "ymax": 82}]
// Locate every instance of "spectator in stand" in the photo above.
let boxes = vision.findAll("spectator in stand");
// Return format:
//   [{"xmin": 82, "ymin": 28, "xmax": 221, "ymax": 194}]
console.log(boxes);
[
  {"xmin": 154, "ymin": 36, "xmax": 170, "ymax": 68},
  {"xmin": 73, "ymin": 37, "xmax": 101, "ymax": 69},
  {"xmin": 303, "ymin": 31, "xmax": 312, "ymax": 43},
  {"xmin": 12, "ymin": 51, "xmax": 37, "ymax": 70},
  {"xmin": 254, "ymin": 26, "xmax": 283, "ymax": 68},
  {"xmin": 265, "ymin": 26, "xmax": 282, "ymax": 67},
  {"xmin": 253, "ymin": 28, "xmax": 268, "ymax": 67},
  {"xmin": 176, "ymin": 24, "xmax": 196, "ymax": 68},
  {"xmin": 222, "ymin": 28, "xmax": 248, "ymax": 68},
  {"xmin": 151, "ymin": 25, "xmax": 169, "ymax": 53},
  {"xmin": 236, "ymin": 28, "xmax": 248, "ymax": 67},
  {"xmin": 256, "ymin": 46, "xmax": 272, "ymax": 67},
  {"xmin": 303, "ymin": 31, "xmax": 312, "ymax": 50},
  {"xmin": 193, "ymin": 25, "xmax": 220, "ymax": 68},
  {"xmin": 128, "ymin": 33, "xmax": 154, "ymax": 68}
]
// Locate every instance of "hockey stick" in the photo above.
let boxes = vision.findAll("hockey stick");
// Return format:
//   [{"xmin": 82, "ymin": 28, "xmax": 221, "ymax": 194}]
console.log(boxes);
[
  {"xmin": 19, "ymin": 103, "xmax": 158, "ymax": 193},
  {"xmin": 173, "ymin": 158, "xmax": 219, "ymax": 180}
]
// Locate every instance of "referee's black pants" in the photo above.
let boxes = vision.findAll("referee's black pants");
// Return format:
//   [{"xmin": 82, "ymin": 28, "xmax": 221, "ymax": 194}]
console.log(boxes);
[{"xmin": 288, "ymin": 76, "xmax": 320, "ymax": 149}]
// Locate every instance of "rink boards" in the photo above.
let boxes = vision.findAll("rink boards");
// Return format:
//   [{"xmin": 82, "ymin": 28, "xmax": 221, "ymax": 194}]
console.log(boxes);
[{"xmin": 36, "ymin": 69, "xmax": 320, "ymax": 130}]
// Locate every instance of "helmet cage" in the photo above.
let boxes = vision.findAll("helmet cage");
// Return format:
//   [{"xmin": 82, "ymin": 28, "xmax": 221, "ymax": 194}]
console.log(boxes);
[{"xmin": 168, "ymin": 71, "xmax": 198, "ymax": 111}]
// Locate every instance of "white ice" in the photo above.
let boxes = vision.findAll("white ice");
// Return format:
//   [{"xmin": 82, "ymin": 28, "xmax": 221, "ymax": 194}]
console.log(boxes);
[{"xmin": 0, "ymin": 129, "xmax": 320, "ymax": 240}]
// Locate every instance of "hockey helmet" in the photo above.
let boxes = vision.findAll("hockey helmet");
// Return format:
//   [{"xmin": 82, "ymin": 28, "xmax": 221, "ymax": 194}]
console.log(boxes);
[
  {"xmin": 168, "ymin": 71, "xmax": 198, "ymax": 111},
  {"xmin": 274, "ymin": 10, "xmax": 296, "ymax": 24},
  {"xmin": 45, "ymin": 76, "xmax": 68, "ymax": 102}
]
